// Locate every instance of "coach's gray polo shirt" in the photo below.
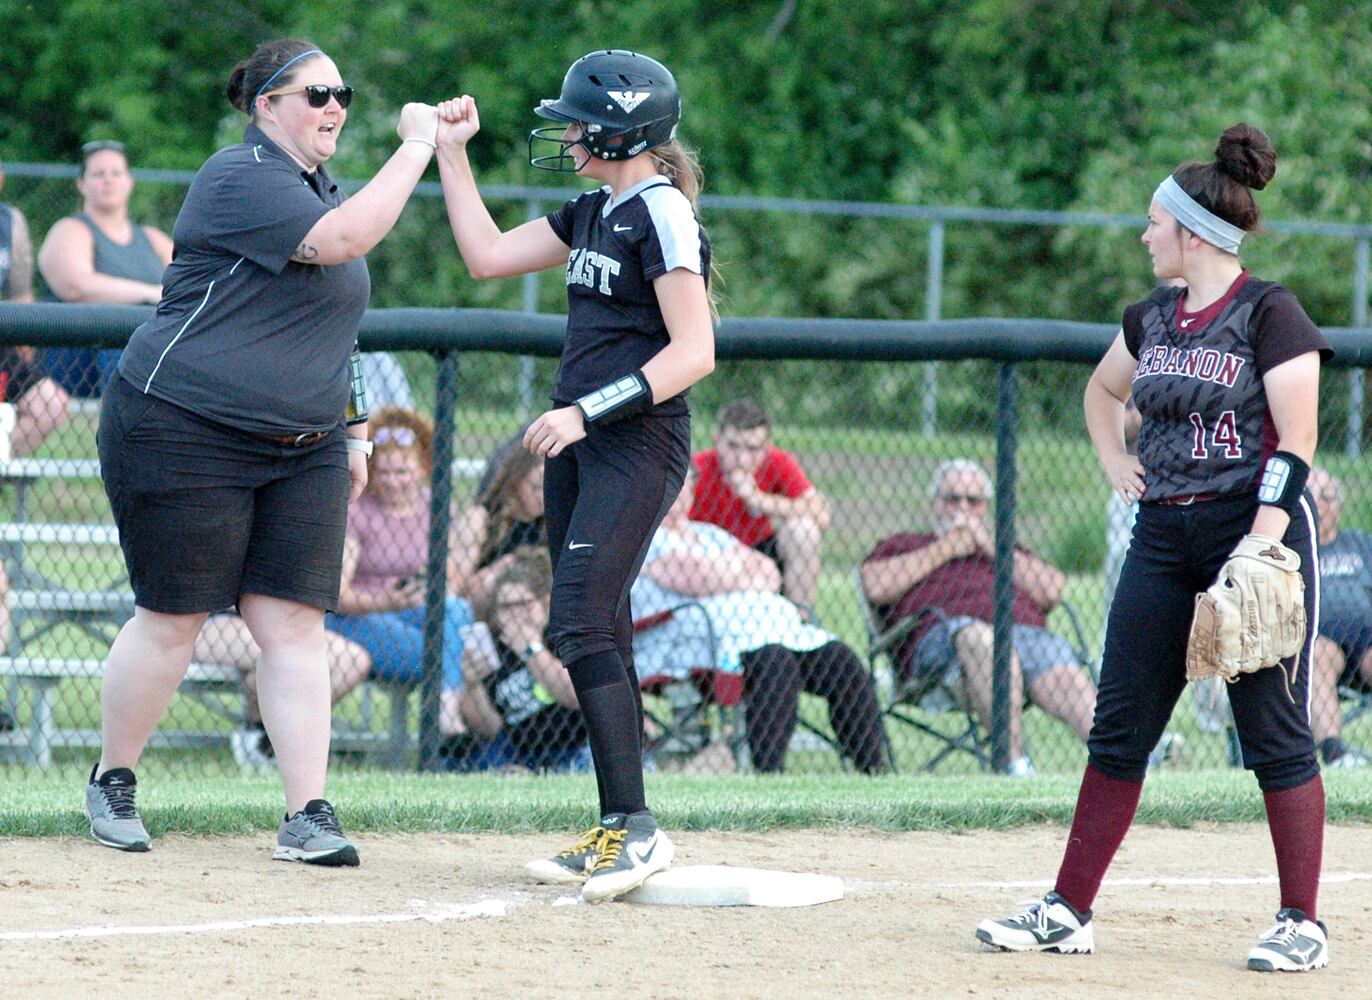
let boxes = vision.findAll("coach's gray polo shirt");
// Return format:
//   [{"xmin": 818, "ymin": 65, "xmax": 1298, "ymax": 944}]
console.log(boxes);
[{"xmin": 118, "ymin": 124, "xmax": 370, "ymax": 436}]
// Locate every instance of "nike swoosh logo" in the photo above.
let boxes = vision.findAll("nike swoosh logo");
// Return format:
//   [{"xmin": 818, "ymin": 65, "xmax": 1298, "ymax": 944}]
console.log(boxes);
[
  {"xmin": 568, "ymin": 542, "xmax": 593, "ymax": 550},
  {"xmin": 627, "ymin": 835, "xmax": 657, "ymax": 865},
  {"xmin": 613, "ymin": 224, "xmax": 632, "ymax": 232}
]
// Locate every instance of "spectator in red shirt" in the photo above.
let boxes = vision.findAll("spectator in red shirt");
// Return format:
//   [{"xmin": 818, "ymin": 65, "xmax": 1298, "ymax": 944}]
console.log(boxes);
[
  {"xmin": 860, "ymin": 458, "xmax": 1096, "ymax": 775},
  {"xmin": 690, "ymin": 398, "xmax": 830, "ymax": 609}
]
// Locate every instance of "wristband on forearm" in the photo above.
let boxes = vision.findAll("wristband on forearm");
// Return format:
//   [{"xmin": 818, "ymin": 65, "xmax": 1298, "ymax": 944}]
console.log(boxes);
[
  {"xmin": 345, "ymin": 349, "xmax": 368, "ymax": 426},
  {"xmin": 575, "ymin": 369, "xmax": 654, "ymax": 424},
  {"xmin": 1256, "ymin": 450, "xmax": 1310, "ymax": 515}
]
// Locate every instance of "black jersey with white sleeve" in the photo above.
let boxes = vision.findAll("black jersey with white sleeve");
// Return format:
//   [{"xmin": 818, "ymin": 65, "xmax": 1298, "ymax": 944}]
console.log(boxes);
[{"xmin": 545, "ymin": 174, "xmax": 710, "ymax": 414}]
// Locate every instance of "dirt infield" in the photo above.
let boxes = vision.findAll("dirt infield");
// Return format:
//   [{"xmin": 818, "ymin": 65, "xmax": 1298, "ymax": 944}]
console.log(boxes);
[{"xmin": 4, "ymin": 824, "xmax": 1370, "ymax": 999}]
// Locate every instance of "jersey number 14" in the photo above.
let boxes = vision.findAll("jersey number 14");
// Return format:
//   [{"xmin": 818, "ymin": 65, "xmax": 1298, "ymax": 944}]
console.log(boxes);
[{"xmin": 1189, "ymin": 410, "xmax": 1242, "ymax": 460}]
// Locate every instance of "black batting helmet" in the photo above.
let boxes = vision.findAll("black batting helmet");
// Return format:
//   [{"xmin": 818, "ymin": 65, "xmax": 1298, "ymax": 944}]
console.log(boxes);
[{"xmin": 529, "ymin": 50, "xmax": 680, "ymax": 173}]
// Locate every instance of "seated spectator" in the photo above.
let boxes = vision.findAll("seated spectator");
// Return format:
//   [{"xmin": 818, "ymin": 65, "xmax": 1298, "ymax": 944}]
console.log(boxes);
[
  {"xmin": 634, "ymin": 471, "xmax": 888, "ymax": 774},
  {"xmin": 194, "ymin": 612, "xmax": 372, "ymax": 771},
  {"xmin": 453, "ymin": 442, "xmax": 545, "ymax": 615},
  {"xmin": 0, "ymin": 157, "xmax": 69, "ymax": 456},
  {"xmin": 1308, "ymin": 466, "xmax": 1372, "ymax": 768},
  {"xmin": 36, "ymin": 140, "xmax": 172, "ymax": 397},
  {"xmin": 860, "ymin": 458, "xmax": 1096, "ymax": 776},
  {"xmin": 690, "ymin": 398, "xmax": 831, "ymax": 610},
  {"xmin": 458, "ymin": 549, "xmax": 590, "ymax": 772},
  {"xmin": 327, "ymin": 406, "xmax": 474, "ymax": 735}
]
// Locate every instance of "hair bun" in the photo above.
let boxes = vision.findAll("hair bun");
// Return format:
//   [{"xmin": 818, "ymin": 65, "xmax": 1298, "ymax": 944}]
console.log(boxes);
[
  {"xmin": 226, "ymin": 65, "xmax": 250, "ymax": 113},
  {"xmin": 1215, "ymin": 122, "xmax": 1276, "ymax": 191}
]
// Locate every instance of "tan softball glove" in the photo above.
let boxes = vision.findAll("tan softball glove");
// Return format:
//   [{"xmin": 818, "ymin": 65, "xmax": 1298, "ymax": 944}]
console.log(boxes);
[{"xmin": 1186, "ymin": 533, "xmax": 1306, "ymax": 683}]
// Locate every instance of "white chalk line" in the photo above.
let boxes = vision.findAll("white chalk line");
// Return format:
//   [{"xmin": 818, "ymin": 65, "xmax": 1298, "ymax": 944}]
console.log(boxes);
[
  {"xmin": 848, "ymin": 872, "xmax": 1372, "ymax": 891},
  {"xmin": 7, "ymin": 873, "xmax": 1372, "ymax": 942},
  {"xmin": 0, "ymin": 898, "xmax": 510, "ymax": 943}
]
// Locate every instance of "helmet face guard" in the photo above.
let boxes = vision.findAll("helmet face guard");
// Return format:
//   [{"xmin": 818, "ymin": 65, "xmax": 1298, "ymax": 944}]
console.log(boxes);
[{"xmin": 528, "ymin": 50, "xmax": 680, "ymax": 173}]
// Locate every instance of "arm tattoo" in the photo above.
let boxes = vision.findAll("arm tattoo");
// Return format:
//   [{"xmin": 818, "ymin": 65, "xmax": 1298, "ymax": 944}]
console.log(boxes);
[{"xmin": 293, "ymin": 242, "xmax": 320, "ymax": 262}]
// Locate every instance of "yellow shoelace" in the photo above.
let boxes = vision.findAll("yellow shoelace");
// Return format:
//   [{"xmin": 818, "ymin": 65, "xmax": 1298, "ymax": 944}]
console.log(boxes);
[
  {"xmin": 589, "ymin": 828, "xmax": 626, "ymax": 873},
  {"xmin": 558, "ymin": 825, "xmax": 606, "ymax": 860}
]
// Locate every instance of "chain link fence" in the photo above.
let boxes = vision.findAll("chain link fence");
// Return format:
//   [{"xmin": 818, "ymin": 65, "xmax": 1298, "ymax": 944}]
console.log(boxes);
[{"xmin": 2, "ymin": 306, "xmax": 1369, "ymax": 781}]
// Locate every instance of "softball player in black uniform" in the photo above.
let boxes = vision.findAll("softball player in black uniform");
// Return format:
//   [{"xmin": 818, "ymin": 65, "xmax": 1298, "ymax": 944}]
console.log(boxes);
[
  {"xmin": 978, "ymin": 124, "xmax": 1333, "ymax": 972},
  {"xmin": 435, "ymin": 51, "xmax": 714, "ymax": 903}
]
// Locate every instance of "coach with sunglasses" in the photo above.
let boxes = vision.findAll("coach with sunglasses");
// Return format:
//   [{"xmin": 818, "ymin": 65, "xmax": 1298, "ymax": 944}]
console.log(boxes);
[{"xmin": 85, "ymin": 38, "xmax": 442, "ymax": 868}]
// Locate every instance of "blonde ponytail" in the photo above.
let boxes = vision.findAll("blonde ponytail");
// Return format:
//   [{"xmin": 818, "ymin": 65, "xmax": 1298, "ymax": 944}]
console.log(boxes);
[{"xmin": 649, "ymin": 139, "xmax": 720, "ymax": 323}]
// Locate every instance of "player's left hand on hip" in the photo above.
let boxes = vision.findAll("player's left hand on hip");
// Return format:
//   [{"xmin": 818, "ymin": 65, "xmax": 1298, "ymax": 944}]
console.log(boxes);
[{"xmin": 524, "ymin": 406, "xmax": 585, "ymax": 458}]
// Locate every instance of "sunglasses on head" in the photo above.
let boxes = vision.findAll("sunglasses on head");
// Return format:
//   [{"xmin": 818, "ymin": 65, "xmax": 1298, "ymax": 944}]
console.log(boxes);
[
  {"xmin": 81, "ymin": 140, "xmax": 126, "ymax": 157},
  {"xmin": 374, "ymin": 426, "xmax": 417, "ymax": 447},
  {"xmin": 263, "ymin": 84, "xmax": 354, "ymax": 109}
]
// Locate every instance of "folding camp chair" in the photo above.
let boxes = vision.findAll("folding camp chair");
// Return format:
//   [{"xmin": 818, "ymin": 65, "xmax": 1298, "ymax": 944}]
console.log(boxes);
[
  {"xmin": 852, "ymin": 567, "xmax": 1098, "ymax": 774},
  {"xmin": 634, "ymin": 603, "xmax": 749, "ymax": 771}
]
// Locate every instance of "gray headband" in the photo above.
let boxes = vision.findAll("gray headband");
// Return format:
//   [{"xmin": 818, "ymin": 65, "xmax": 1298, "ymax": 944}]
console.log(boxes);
[
  {"xmin": 1153, "ymin": 175, "xmax": 1245, "ymax": 255},
  {"xmin": 253, "ymin": 49, "xmax": 324, "ymax": 108}
]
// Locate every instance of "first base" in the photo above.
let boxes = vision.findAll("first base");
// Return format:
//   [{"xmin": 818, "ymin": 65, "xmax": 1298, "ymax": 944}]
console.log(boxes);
[{"xmin": 623, "ymin": 865, "xmax": 843, "ymax": 908}]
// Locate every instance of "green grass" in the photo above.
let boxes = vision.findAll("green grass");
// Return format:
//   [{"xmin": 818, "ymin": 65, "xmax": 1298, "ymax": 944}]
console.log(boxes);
[{"xmin": 5, "ymin": 768, "xmax": 1372, "ymax": 839}]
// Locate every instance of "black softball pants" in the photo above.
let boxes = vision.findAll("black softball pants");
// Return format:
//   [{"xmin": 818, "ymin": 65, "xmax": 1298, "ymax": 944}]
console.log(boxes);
[
  {"xmin": 1090, "ymin": 492, "xmax": 1319, "ymax": 791},
  {"xmin": 542, "ymin": 412, "xmax": 690, "ymax": 816},
  {"xmin": 741, "ymin": 641, "xmax": 888, "ymax": 773}
]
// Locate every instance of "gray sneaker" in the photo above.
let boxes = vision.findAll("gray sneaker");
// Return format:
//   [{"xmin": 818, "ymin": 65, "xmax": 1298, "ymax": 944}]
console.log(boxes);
[
  {"xmin": 274, "ymin": 799, "xmax": 359, "ymax": 867},
  {"xmin": 84, "ymin": 764, "xmax": 151, "ymax": 852},
  {"xmin": 580, "ymin": 812, "xmax": 674, "ymax": 903}
]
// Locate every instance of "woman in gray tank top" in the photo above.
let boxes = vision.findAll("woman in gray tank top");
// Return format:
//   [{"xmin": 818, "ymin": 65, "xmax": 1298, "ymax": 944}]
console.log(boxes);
[{"xmin": 37, "ymin": 141, "xmax": 173, "ymax": 397}]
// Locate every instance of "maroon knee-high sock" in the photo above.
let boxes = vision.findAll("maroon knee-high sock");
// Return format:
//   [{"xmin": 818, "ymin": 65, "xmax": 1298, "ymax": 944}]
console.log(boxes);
[
  {"xmin": 1053, "ymin": 765, "xmax": 1144, "ymax": 913},
  {"xmin": 1263, "ymin": 774, "xmax": 1324, "ymax": 920}
]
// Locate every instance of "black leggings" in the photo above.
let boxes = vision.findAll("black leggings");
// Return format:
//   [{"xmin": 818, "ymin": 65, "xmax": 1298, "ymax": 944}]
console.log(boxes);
[
  {"xmin": 543, "ymin": 412, "xmax": 691, "ymax": 815},
  {"xmin": 741, "ymin": 641, "xmax": 888, "ymax": 773}
]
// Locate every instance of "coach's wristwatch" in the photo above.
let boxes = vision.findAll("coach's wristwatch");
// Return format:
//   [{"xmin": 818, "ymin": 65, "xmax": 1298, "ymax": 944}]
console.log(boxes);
[
  {"xmin": 522, "ymin": 640, "xmax": 545, "ymax": 660},
  {"xmin": 346, "ymin": 438, "xmax": 374, "ymax": 456}
]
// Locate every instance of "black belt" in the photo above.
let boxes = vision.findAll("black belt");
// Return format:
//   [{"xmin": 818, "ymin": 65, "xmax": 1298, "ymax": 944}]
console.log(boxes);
[
  {"xmin": 1153, "ymin": 493, "xmax": 1219, "ymax": 506},
  {"xmin": 259, "ymin": 430, "xmax": 330, "ymax": 447}
]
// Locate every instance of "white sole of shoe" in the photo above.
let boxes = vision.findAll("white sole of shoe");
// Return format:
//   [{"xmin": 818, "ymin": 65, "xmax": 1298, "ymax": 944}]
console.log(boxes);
[
  {"xmin": 525, "ymin": 860, "xmax": 590, "ymax": 885},
  {"xmin": 1247, "ymin": 953, "xmax": 1329, "ymax": 973},
  {"xmin": 273, "ymin": 845, "xmax": 360, "ymax": 867},
  {"xmin": 975, "ymin": 926, "xmax": 1094, "ymax": 954}
]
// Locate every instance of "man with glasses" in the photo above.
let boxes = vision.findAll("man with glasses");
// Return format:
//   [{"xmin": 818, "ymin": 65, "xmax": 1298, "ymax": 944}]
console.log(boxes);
[
  {"xmin": 861, "ymin": 458, "xmax": 1097, "ymax": 775},
  {"xmin": 1307, "ymin": 466, "xmax": 1372, "ymax": 767}
]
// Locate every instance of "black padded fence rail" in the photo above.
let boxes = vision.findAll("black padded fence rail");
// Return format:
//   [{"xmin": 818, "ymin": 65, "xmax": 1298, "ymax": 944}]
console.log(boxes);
[{"xmin": 6, "ymin": 302, "xmax": 1372, "ymax": 365}]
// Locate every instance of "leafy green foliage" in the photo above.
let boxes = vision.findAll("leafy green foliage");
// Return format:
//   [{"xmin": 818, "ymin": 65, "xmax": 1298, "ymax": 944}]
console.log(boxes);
[{"xmin": 3, "ymin": 2, "xmax": 1369, "ymax": 433}]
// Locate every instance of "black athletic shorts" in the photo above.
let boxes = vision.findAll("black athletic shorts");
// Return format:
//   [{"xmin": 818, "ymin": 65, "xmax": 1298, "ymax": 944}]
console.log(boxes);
[{"xmin": 98, "ymin": 374, "xmax": 350, "ymax": 614}]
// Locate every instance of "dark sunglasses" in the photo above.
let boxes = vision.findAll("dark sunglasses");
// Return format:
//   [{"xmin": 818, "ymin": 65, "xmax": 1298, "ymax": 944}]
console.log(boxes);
[
  {"xmin": 939, "ymin": 493, "xmax": 988, "ymax": 505},
  {"xmin": 263, "ymin": 84, "xmax": 354, "ymax": 109}
]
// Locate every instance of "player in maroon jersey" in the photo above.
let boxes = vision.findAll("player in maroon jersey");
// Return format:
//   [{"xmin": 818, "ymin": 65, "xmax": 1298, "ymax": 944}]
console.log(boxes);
[{"xmin": 977, "ymin": 124, "xmax": 1332, "ymax": 973}]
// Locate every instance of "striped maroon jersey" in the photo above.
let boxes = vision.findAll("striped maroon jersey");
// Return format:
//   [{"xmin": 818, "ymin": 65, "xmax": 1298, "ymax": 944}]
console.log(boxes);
[{"xmin": 1123, "ymin": 276, "xmax": 1328, "ymax": 501}]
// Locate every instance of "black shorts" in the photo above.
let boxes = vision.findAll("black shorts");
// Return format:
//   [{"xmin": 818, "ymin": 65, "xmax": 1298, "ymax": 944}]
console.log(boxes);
[{"xmin": 97, "ymin": 374, "xmax": 350, "ymax": 614}]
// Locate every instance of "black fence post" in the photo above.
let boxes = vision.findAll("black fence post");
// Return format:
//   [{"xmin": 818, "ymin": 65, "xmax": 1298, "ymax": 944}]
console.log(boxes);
[
  {"xmin": 418, "ymin": 347, "xmax": 460, "ymax": 772},
  {"xmin": 991, "ymin": 361, "xmax": 1019, "ymax": 774}
]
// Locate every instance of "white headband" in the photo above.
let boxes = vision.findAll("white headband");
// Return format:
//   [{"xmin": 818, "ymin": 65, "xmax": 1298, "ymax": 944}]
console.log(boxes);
[{"xmin": 1153, "ymin": 175, "xmax": 1245, "ymax": 255}]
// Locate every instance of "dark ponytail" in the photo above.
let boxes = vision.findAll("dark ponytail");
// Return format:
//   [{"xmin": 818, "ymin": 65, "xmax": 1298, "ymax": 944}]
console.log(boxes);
[
  {"xmin": 226, "ymin": 39, "xmax": 323, "ymax": 118},
  {"xmin": 1172, "ymin": 122, "xmax": 1277, "ymax": 233}
]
